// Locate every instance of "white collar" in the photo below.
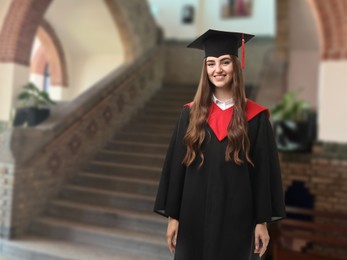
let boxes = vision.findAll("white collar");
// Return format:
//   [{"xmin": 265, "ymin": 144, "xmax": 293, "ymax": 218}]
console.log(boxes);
[{"xmin": 212, "ymin": 94, "xmax": 234, "ymax": 110}]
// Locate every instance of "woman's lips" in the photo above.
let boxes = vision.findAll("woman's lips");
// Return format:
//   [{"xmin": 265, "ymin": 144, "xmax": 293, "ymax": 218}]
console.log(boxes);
[{"xmin": 214, "ymin": 75, "xmax": 225, "ymax": 80}]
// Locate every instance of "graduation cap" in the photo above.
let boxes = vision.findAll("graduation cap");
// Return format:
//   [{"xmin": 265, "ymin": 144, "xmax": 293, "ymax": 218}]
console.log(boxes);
[{"xmin": 187, "ymin": 29, "xmax": 254, "ymax": 68}]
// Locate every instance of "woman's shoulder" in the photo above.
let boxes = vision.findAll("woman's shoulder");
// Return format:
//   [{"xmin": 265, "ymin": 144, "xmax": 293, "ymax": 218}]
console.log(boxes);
[
  {"xmin": 246, "ymin": 99, "xmax": 269, "ymax": 122},
  {"xmin": 182, "ymin": 102, "xmax": 193, "ymax": 112},
  {"xmin": 177, "ymin": 102, "xmax": 191, "ymax": 121},
  {"xmin": 183, "ymin": 101, "xmax": 193, "ymax": 108}
]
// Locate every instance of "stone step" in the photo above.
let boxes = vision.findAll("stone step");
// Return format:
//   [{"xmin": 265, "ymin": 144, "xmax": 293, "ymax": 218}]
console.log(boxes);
[
  {"xmin": 1, "ymin": 235, "xmax": 168, "ymax": 260},
  {"xmin": 84, "ymin": 160, "xmax": 162, "ymax": 180},
  {"xmin": 134, "ymin": 113, "xmax": 178, "ymax": 121},
  {"xmin": 149, "ymin": 93, "xmax": 192, "ymax": 101},
  {"xmin": 148, "ymin": 98, "xmax": 189, "ymax": 107},
  {"xmin": 142, "ymin": 102, "xmax": 185, "ymax": 110},
  {"xmin": 104, "ymin": 140, "xmax": 169, "ymax": 154},
  {"xmin": 47, "ymin": 200, "xmax": 166, "ymax": 235},
  {"xmin": 93, "ymin": 150, "xmax": 164, "ymax": 168},
  {"xmin": 146, "ymin": 104, "xmax": 187, "ymax": 113},
  {"xmin": 60, "ymin": 185, "xmax": 155, "ymax": 212},
  {"xmin": 113, "ymin": 132, "xmax": 171, "ymax": 144},
  {"xmin": 146, "ymin": 99, "xmax": 191, "ymax": 107},
  {"xmin": 124, "ymin": 119, "xmax": 175, "ymax": 129},
  {"xmin": 30, "ymin": 217, "xmax": 170, "ymax": 259},
  {"xmin": 159, "ymin": 84, "xmax": 196, "ymax": 93},
  {"xmin": 131, "ymin": 115, "xmax": 178, "ymax": 125},
  {"xmin": 124, "ymin": 121, "xmax": 175, "ymax": 130},
  {"xmin": 16, "ymin": 84, "xmax": 194, "ymax": 260},
  {"xmin": 73, "ymin": 173, "xmax": 159, "ymax": 196},
  {"xmin": 140, "ymin": 107, "xmax": 182, "ymax": 117},
  {"xmin": 155, "ymin": 86, "xmax": 193, "ymax": 91}
]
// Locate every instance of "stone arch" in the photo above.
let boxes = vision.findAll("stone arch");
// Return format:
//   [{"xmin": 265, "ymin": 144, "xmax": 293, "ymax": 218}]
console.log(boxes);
[
  {"xmin": 0, "ymin": 0, "xmax": 136, "ymax": 64},
  {"xmin": 35, "ymin": 20, "xmax": 68, "ymax": 87},
  {"xmin": 0, "ymin": 0, "xmax": 53, "ymax": 65},
  {"xmin": 30, "ymin": 47, "xmax": 47, "ymax": 76},
  {"xmin": 0, "ymin": 0, "xmax": 140, "ymax": 120},
  {"xmin": 103, "ymin": 0, "xmax": 137, "ymax": 61},
  {"xmin": 309, "ymin": 0, "xmax": 347, "ymax": 60}
]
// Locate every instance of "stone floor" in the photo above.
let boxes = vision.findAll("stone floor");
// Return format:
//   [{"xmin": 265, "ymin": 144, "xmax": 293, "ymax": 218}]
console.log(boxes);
[{"xmin": 1, "ymin": 236, "xmax": 172, "ymax": 260}]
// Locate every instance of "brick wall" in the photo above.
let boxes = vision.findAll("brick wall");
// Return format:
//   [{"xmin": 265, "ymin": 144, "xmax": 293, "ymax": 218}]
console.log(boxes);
[
  {"xmin": 279, "ymin": 144, "xmax": 347, "ymax": 259},
  {"xmin": 281, "ymin": 153, "xmax": 347, "ymax": 212},
  {"xmin": 281, "ymin": 141, "xmax": 347, "ymax": 210}
]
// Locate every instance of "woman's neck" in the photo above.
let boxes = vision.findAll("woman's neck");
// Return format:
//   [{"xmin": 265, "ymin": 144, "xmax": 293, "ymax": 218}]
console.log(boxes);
[{"xmin": 213, "ymin": 88, "xmax": 233, "ymax": 102}]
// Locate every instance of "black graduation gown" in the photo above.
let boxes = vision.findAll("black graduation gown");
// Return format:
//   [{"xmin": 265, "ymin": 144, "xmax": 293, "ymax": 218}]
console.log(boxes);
[{"xmin": 154, "ymin": 103, "xmax": 286, "ymax": 260}]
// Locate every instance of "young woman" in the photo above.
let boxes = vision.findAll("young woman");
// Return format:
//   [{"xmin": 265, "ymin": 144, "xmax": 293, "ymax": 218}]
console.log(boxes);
[{"xmin": 154, "ymin": 29, "xmax": 286, "ymax": 260}]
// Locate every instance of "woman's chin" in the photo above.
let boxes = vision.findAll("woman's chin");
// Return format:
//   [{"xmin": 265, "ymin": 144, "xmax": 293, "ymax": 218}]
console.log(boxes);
[{"xmin": 212, "ymin": 82, "xmax": 228, "ymax": 88}]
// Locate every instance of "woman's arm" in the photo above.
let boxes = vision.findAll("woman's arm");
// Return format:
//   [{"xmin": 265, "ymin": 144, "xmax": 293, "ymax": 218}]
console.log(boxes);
[
  {"xmin": 167, "ymin": 217, "xmax": 179, "ymax": 254},
  {"xmin": 254, "ymin": 222, "xmax": 269, "ymax": 257}
]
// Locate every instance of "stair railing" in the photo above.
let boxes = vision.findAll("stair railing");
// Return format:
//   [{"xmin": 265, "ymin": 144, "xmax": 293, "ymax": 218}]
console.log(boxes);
[{"xmin": 1, "ymin": 46, "xmax": 164, "ymax": 238}]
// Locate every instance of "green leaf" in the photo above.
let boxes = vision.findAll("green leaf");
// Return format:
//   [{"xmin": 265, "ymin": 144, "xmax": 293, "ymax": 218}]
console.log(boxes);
[
  {"xmin": 17, "ymin": 82, "xmax": 56, "ymax": 108},
  {"xmin": 271, "ymin": 91, "xmax": 311, "ymax": 121}
]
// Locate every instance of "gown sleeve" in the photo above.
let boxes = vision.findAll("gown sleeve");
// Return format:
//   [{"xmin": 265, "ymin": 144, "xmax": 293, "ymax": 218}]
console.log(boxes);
[
  {"xmin": 250, "ymin": 111, "xmax": 286, "ymax": 224},
  {"xmin": 153, "ymin": 107, "xmax": 189, "ymax": 220}
]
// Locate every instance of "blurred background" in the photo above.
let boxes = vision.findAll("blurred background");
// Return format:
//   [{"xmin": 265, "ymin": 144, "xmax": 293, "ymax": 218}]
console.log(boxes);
[{"xmin": 0, "ymin": 0, "xmax": 346, "ymax": 259}]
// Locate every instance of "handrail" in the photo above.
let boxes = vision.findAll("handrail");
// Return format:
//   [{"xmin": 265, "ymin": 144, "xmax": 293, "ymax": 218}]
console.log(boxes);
[
  {"xmin": 21, "ymin": 47, "xmax": 162, "ymax": 167},
  {"xmin": 42, "ymin": 56, "xmax": 154, "ymax": 141}
]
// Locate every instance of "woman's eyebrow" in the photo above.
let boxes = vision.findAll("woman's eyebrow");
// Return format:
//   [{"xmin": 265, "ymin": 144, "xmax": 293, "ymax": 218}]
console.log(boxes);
[{"xmin": 206, "ymin": 57, "xmax": 231, "ymax": 63}]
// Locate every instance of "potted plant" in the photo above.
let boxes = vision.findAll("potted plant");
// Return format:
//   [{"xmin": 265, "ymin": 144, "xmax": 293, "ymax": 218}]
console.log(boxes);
[
  {"xmin": 270, "ymin": 91, "xmax": 316, "ymax": 152},
  {"xmin": 13, "ymin": 82, "xmax": 56, "ymax": 127}
]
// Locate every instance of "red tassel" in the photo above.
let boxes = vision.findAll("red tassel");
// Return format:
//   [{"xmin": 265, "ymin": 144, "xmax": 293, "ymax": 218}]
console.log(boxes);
[{"xmin": 241, "ymin": 33, "xmax": 245, "ymax": 69}]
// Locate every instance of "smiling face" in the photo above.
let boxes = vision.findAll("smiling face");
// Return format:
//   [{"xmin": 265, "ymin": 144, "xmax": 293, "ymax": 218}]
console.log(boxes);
[{"xmin": 206, "ymin": 54, "xmax": 233, "ymax": 89}]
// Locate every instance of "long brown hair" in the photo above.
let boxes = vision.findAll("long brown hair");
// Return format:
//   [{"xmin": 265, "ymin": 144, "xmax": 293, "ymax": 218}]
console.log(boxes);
[{"xmin": 183, "ymin": 55, "xmax": 253, "ymax": 167}]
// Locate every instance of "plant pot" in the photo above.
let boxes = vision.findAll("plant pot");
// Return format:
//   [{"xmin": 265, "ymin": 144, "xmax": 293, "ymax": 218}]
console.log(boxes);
[
  {"xmin": 273, "ymin": 120, "xmax": 315, "ymax": 153},
  {"xmin": 13, "ymin": 107, "xmax": 50, "ymax": 127}
]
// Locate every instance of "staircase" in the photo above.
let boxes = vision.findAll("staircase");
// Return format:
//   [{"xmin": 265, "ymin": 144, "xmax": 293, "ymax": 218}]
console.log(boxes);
[{"xmin": 1, "ymin": 84, "xmax": 196, "ymax": 260}]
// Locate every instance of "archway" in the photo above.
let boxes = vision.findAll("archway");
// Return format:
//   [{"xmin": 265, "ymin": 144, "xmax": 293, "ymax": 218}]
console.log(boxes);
[
  {"xmin": 31, "ymin": 20, "xmax": 68, "ymax": 88},
  {"xmin": 309, "ymin": 0, "xmax": 346, "ymax": 60},
  {"xmin": 0, "ymin": 0, "xmax": 135, "ymax": 121}
]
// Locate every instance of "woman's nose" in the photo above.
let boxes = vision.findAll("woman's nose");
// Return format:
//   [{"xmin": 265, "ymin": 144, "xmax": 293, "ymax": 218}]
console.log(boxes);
[{"xmin": 216, "ymin": 64, "xmax": 223, "ymax": 72}]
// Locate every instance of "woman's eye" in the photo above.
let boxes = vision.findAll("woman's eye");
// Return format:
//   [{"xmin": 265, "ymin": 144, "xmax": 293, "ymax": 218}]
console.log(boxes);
[
  {"xmin": 223, "ymin": 61, "xmax": 230, "ymax": 65},
  {"xmin": 207, "ymin": 63, "xmax": 214, "ymax": 67}
]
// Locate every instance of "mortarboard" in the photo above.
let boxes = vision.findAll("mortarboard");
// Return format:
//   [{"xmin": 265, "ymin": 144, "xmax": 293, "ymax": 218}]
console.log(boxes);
[{"xmin": 187, "ymin": 29, "xmax": 254, "ymax": 68}]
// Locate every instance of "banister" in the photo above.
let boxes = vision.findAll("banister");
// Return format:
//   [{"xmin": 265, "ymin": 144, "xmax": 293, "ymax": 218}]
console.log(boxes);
[{"xmin": 10, "ymin": 47, "xmax": 162, "ymax": 166}]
